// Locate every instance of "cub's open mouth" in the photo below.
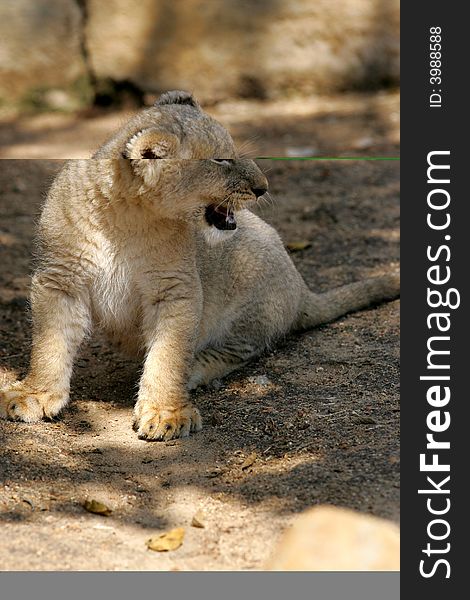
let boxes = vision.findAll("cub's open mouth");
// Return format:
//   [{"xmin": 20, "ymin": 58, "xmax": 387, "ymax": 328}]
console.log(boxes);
[{"xmin": 205, "ymin": 204, "xmax": 237, "ymax": 230}]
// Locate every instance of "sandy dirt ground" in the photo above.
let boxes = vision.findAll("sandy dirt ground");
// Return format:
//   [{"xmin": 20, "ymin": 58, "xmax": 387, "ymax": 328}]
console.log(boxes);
[
  {"xmin": 0, "ymin": 91, "xmax": 399, "ymax": 159},
  {"xmin": 0, "ymin": 93, "xmax": 399, "ymax": 571}
]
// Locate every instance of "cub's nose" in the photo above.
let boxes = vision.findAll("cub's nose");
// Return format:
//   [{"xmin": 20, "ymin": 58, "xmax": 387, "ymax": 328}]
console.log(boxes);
[{"xmin": 251, "ymin": 186, "xmax": 268, "ymax": 198}]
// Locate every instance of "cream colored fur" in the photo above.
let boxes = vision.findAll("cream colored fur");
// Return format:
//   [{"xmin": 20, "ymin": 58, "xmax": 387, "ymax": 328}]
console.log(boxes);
[{"xmin": 0, "ymin": 91, "xmax": 399, "ymax": 440}]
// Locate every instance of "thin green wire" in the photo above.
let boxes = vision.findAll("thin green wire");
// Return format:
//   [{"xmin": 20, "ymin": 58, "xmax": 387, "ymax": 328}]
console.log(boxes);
[{"xmin": 255, "ymin": 156, "xmax": 400, "ymax": 161}]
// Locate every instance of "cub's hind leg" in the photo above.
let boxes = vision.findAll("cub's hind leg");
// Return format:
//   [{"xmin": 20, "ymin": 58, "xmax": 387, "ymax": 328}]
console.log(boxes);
[
  {"xmin": 188, "ymin": 339, "xmax": 262, "ymax": 390},
  {"xmin": 188, "ymin": 286, "xmax": 300, "ymax": 390},
  {"xmin": 0, "ymin": 273, "xmax": 90, "ymax": 422}
]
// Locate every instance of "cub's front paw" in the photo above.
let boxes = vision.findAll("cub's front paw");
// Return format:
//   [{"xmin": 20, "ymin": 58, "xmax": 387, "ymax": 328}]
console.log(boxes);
[
  {"xmin": 133, "ymin": 402, "xmax": 202, "ymax": 441},
  {"xmin": 0, "ymin": 383, "xmax": 67, "ymax": 422}
]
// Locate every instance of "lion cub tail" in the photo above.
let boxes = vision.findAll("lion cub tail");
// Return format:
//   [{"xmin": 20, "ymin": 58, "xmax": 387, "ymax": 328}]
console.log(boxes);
[{"xmin": 296, "ymin": 272, "xmax": 400, "ymax": 331}]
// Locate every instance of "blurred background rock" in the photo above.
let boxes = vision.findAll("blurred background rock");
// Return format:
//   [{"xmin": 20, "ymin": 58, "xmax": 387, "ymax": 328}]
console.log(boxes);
[
  {"xmin": 267, "ymin": 506, "xmax": 400, "ymax": 571},
  {"xmin": 0, "ymin": 0, "xmax": 399, "ymax": 157}
]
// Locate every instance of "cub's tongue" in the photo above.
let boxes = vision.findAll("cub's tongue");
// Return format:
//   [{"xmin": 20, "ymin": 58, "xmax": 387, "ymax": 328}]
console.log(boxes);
[{"xmin": 205, "ymin": 204, "xmax": 237, "ymax": 231}]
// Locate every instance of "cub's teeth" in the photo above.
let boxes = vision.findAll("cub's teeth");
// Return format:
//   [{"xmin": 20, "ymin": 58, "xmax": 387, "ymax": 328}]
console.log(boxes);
[{"xmin": 205, "ymin": 205, "xmax": 237, "ymax": 231}]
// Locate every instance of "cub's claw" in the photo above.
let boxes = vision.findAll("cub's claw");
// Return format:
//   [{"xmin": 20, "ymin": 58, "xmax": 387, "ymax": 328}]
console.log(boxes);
[
  {"xmin": 133, "ymin": 404, "xmax": 202, "ymax": 441},
  {"xmin": 0, "ymin": 383, "xmax": 67, "ymax": 422}
]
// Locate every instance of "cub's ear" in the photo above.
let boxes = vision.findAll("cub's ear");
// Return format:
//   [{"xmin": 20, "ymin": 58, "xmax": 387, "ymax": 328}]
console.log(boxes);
[
  {"xmin": 155, "ymin": 90, "xmax": 200, "ymax": 110},
  {"xmin": 124, "ymin": 129, "xmax": 180, "ymax": 159}
]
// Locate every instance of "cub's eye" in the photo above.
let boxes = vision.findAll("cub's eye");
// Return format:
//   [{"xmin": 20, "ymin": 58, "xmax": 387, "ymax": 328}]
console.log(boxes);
[
  {"xmin": 141, "ymin": 148, "xmax": 161, "ymax": 159},
  {"xmin": 211, "ymin": 159, "xmax": 233, "ymax": 166}
]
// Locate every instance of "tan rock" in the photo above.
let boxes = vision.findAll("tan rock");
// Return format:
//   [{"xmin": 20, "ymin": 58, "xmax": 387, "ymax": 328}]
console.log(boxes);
[
  {"xmin": 86, "ymin": 0, "xmax": 399, "ymax": 103},
  {"xmin": 0, "ymin": 0, "xmax": 399, "ymax": 108},
  {"xmin": 267, "ymin": 506, "xmax": 400, "ymax": 571},
  {"xmin": 0, "ymin": 0, "xmax": 88, "ymax": 104}
]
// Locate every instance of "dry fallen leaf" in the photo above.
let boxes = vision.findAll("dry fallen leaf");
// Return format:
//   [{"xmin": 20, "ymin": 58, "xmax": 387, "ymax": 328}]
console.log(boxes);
[
  {"xmin": 286, "ymin": 241, "xmax": 312, "ymax": 252},
  {"xmin": 147, "ymin": 527, "xmax": 185, "ymax": 552},
  {"xmin": 83, "ymin": 499, "xmax": 112, "ymax": 516},
  {"xmin": 191, "ymin": 510, "xmax": 206, "ymax": 529},
  {"xmin": 241, "ymin": 452, "xmax": 257, "ymax": 470}
]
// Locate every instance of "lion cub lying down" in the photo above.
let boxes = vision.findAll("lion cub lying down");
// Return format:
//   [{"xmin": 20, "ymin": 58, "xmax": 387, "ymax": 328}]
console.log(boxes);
[{"xmin": 0, "ymin": 91, "xmax": 399, "ymax": 441}]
